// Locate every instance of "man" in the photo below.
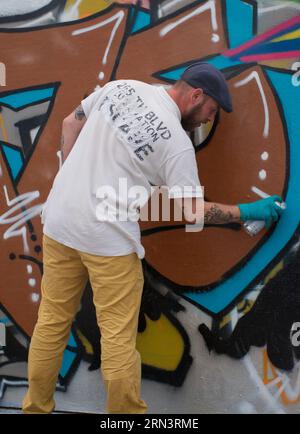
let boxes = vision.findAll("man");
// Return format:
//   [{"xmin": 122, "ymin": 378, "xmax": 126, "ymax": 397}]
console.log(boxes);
[{"xmin": 22, "ymin": 63, "xmax": 284, "ymax": 414}]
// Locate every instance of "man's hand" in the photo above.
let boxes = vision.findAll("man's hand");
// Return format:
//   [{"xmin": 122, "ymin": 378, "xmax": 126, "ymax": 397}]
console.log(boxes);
[
  {"xmin": 61, "ymin": 104, "xmax": 87, "ymax": 163},
  {"xmin": 237, "ymin": 195, "xmax": 285, "ymax": 228}
]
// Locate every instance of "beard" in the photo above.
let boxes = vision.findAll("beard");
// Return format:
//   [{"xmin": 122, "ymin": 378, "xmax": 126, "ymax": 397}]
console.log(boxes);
[{"xmin": 181, "ymin": 100, "xmax": 206, "ymax": 132}]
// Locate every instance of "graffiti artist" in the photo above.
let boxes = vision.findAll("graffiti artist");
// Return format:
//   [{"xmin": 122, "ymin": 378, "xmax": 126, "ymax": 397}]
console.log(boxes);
[{"xmin": 22, "ymin": 63, "xmax": 285, "ymax": 414}]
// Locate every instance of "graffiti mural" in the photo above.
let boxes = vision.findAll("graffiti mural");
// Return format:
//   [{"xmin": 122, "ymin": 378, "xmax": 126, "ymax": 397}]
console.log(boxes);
[{"xmin": 0, "ymin": 0, "xmax": 300, "ymax": 413}]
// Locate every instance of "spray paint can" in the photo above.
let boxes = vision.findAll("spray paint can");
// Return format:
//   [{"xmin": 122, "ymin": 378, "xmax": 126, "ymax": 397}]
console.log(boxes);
[{"xmin": 243, "ymin": 201, "xmax": 286, "ymax": 236}]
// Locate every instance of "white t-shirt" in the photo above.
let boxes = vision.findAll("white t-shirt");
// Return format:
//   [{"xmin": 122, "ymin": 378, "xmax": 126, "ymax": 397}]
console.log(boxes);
[{"xmin": 42, "ymin": 80, "xmax": 202, "ymax": 259}]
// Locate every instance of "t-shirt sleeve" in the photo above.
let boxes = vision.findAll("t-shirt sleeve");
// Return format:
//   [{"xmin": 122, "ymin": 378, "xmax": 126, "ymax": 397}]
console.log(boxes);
[
  {"xmin": 81, "ymin": 87, "xmax": 102, "ymax": 118},
  {"xmin": 158, "ymin": 149, "xmax": 203, "ymax": 199}
]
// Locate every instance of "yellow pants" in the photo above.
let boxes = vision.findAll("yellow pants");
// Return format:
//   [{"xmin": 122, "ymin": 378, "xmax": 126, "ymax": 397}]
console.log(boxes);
[{"xmin": 22, "ymin": 235, "xmax": 147, "ymax": 414}]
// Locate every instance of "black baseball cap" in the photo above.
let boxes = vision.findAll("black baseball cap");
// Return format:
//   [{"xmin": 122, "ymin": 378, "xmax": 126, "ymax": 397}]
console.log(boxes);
[{"xmin": 180, "ymin": 62, "xmax": 233, "ymax": 113}]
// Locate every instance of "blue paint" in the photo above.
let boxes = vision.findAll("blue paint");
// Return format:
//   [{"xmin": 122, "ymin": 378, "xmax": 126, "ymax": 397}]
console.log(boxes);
[
  {"xmin": 60, "ymin": 349, "xmax": 77, "ymax": 378},
  {"xmin": 157, "ymin": 56, "xmax": 243, "ymax": 83},
  {"xmin": 205, "ymin": 55, "xmax": 243, "ymax": 70},
  {"xmin": 131, "ymin": 9, "xmax": 151, "ymax": 34},
  {"xmin": 67, "ymin": 331, "xmax": 77, "ymax": 348},
  {"xmin": 1, "ymin": 144, "xmax": 23, "ymax": 180},
  {"xmin": 59, "ymin": 332, "xmax": 78, "ymax": 377},
  {"xmin": 158, "ymin": 66, "xmax": 187, "ymax": 82},
  {"xmin": 225, "ymin": 0, "xmax": 255, "ymax": 49},
  {"xmin": 183, "ymin": 69, "xmax": 300, "ymax": 313},
  {"xmin": 258, "ymin": 22, "xmax": 300, "ymax": 45},
  {"xmin": 0, "ymin": 87, "xmax": 55, "ymax": 109},
  {"xmin": 232, "ymin": 39, "xmax": 300, "ymax": 58},
  {"xmin": 228, "ymin": 22, "xmax": 300, "ymax": 60}
]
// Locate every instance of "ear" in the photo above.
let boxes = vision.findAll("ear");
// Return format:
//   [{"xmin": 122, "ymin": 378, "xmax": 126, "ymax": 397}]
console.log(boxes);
[{"xmin": 191, "ymin": 88, "xmax": 204, "ymax": 104}]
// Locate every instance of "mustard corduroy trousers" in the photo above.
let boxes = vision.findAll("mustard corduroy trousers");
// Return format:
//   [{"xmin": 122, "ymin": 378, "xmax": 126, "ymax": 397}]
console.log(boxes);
[{"xmin": 22, "ymin": 234, "xmax": 147, "ymax": 414}]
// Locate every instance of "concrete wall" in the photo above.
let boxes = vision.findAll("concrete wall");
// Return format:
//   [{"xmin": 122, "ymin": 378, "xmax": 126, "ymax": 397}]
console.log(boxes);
[{"xmin": 0, "ymin": 0, "xmax": 300, "ymax": 414}]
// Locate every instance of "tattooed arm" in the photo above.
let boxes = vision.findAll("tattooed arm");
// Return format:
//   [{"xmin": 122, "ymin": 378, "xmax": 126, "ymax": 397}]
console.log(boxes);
[
  {"xmin": 203, "ymin": 201, "xmax": 241, "ymax": 224},
  {"xmin": 177, "ymin": 197, "xmax": 241, "ymax": 226},
  {"xmin": 61, "ymin": 104, "xmax": 87, "ymax": 164}
]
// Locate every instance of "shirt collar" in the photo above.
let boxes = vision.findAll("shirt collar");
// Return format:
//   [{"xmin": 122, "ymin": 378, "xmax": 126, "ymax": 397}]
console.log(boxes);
[{"xmin": 156, "ymin": 86, "xmax": 182, "ymax": 121}]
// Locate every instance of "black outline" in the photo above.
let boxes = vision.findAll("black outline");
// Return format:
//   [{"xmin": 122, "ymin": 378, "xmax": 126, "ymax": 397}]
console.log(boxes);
[
  {"xmin": 221, "ymin": 0, "xmax": 230, "ymax": 49},
  {"xmin": 191, "ymin": 110, "xmax": 220, "ymax": 151},
  {"xmin": 110, "ymin": 5, "xmax": 138, "ymax": 81},
  {"xmin": 0, "ymin": 81, "xmax": 59, "ymax": 109},
  {"xmin": 261, "ymin": 65, "xmax": 291, "ymax": 204},
  {"xmin": 141, "ymin": 310, "xmax": 193, "ymax": 387},
  {"xmin": 15, "ymin": 114, "xmax": 48, "ymax": 159},
  {"xmin": 19, "ymin": 255, "xmax": 43, "ymax": 275},
  {"xmin": 0, "ymin": 375, "xmax": 66, "ymax": 402},
  {"xmin": 244, "ymin": 0, "xmax": 258, "ymax": 37},
  {"xmin": 141, "ymin": 220, "xmax": 241, "ymax": 237},
  {"xmin": 150, "ymin": 0, "xmax": 160, "ymax": 23}
]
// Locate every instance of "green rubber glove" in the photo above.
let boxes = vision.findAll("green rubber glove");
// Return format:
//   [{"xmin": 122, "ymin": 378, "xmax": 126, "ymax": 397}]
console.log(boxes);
[{"xmin": 237, "ymin": 195, "xmax": 284, "ymax": 229}]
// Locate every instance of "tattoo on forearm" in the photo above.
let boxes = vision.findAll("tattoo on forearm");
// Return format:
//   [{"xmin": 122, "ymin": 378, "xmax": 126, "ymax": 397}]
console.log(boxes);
[
  {"xmin": 204, "ymin": 204, "xmax": 234, "ymax": 224},
  {"xmin": 74, "ymin": 104, "xmax": 85, "ymax": 120}
]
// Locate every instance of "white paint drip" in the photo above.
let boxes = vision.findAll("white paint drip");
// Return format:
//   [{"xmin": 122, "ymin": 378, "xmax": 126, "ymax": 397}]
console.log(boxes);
[
  {"xmin": 261, "ymin": 151, "xmax": 269, "ymax": 161},
  {"xmin": 243, "ymin": 355, "xmax": 286, "ymax": 414},
  {"xmin": 31, "ymin": 292, "xmax": 39, "ymax": 302},
  {"xmin": 72, "ymin": 11, "xmax": 125, "ymax": 81},
  {"xmin": 230, "ymin": 307, "xmax": 238, "ymax": 331},
  {"xmin": 259, "ymin": 169, "xmax": 267, "ymax": 180},
  {"xmin": 28, "ymin": 278, "xmax": 36, "ymax": 287},
  {"xmin": 273, "ymin": 376, "xmax": 290, "ymax": 402},
  {"xmin": 235, "ymin": 71, "xmax": 269, "ymax": 138},
  {"xmin": 158, "ymin": 0, "xmax": 186, "ymax": 18},
  {"xmin": 211, "ymin": 33, "xmax": 219, "ymax": 43},
  {"xmin": 0, "ymin": 186, "xmax": 43, "ymax": 253},
  {"xmin": 160, "ymin": 0, "xmax": 218, "ymax": 37},
  {"xmin": 26, "ymin": 265, "xmax": 32, "ymax": 274},
  {"xmin": 251, "ymin": 186, "xmax": 270, "ymax": 198},
  {"xmin": 266, "ymin": 361, "xmax": 300, "ymax": 402}
]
